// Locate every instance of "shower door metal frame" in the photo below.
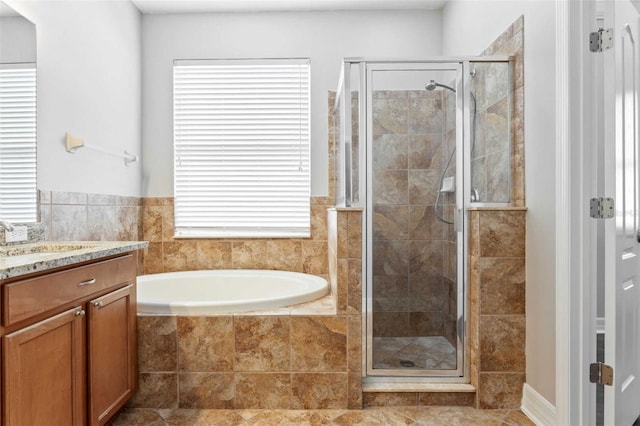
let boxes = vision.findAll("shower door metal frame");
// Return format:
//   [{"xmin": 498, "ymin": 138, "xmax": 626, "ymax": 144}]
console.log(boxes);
[{"xmin": 363, "ymin": 60, "xmax": 468, "ymax": 379}]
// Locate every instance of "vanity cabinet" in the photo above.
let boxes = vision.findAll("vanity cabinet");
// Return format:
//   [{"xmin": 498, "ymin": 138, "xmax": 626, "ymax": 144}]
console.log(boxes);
[{"xmin": 0, "ymin": 252, "xmax": 138, "ymax": 426}]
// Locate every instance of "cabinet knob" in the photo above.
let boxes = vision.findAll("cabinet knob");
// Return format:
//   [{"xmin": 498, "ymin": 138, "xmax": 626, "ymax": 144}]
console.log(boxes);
[
  {"xmin": 93, "ymin": 301, "xmax": 104, "ymax": 308},
  {"xmin": 75, "ymin": 310, "xmax": 86, "ymax": 317}
]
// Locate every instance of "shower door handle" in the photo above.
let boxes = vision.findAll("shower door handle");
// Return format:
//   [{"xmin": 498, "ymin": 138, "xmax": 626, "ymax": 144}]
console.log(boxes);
[{"xmin": 454, "ymin": 208, "xmax": 463, "ymax": 233}]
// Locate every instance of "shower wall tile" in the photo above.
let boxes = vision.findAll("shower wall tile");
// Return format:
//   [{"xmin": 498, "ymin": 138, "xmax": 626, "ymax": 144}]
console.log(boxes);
[
  {"xmin": 373, "ymin": 276, "xmax": 408, "ymax": 298},
  {"xmin": 373, "ymin": 170, "xmax": 409, "ymax": 205},
  {"xmin": 480, "ymin": 15, "xmax": 525, "ymax": 206},
  {"xmin": 408, "ymin": 98, "xmax": 443, "ymax": 134},
  {"xmin": 408, "ymin": 169, "xmax": 440, "ymax": 205},
  {"xmin": 373, "ymin": 311, "xmax": 410, "ymax": 337},
  {"xmin": 372, "ymin": 98, "xmax": 409, "ymax": 135},
  {"xmin": 373, "ymin": 240, "xmax": 409, "ymax": 277},
  {"xmin": 486, "ymin": 150, "xmax": 510, "ymax": 203},
  {"xmin": 373, "ymin": 205, "xmax": 409, "ymax": 240},
  {"xmin": 409, "ymin": 240, "xmax": 444, "ymax": 277},
  {"xmin": 373, "ymin": 134, "xmax": 408, "ymax": 170},
  {"xmin": 408, "ymin": 276, "xmax": 449, "ymax": 312},
  {"xmin": 408, "ymin": 134, "xmax": 443, "ymax": 170},
  {"xmin": 409, "ymin": 311, "xmax": 445, "ymax": 336},
  {"xmin": 484, "ymin": 98, "xmax": 510, "ymax": 156},
  {"xmin": 409, "ymin": 206, "xmax": 444, "ymax": 240}
]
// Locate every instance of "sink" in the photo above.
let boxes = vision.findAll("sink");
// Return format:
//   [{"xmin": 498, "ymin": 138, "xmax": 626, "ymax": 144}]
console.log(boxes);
[{"xmin": 0, "ymin": 243, "xmax": 99, "ymax": 257}]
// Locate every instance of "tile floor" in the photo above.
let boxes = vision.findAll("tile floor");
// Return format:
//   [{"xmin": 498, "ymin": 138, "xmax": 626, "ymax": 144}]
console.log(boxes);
[
  {"xmin": 372, "ymin": 336, "xmax": 457, "ymax": 370},
  {"xmin": 112, "ymin": 406, "xmax": 535, "ymax": 425}
]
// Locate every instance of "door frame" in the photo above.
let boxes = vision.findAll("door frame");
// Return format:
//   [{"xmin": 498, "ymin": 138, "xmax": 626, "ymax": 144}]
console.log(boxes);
[
  {"xmin": 362, "ymin": 61, "xmax": 467, "ymax": 379},
  {"xmin": 556, "ymin": 0, "xmax": 613, "ymax": 424}
]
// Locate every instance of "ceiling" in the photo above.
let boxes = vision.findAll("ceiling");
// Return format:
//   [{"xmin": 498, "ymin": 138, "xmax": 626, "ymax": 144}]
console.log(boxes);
[{"xmin": 131, "ymin": 0, "xmax": 449, "ymax": 14}]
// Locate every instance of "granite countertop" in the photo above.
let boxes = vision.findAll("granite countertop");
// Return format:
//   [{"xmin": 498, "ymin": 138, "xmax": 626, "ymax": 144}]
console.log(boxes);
[{"xmin": 0, "ymin": 241, "xmax": 148, "ymax": 280}]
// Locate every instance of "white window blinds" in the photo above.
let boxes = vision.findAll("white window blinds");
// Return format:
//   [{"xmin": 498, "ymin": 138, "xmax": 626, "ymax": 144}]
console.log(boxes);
[
  {"xmin": 0, "ymin": 64, "xmax": 37, "ymax": 223},
  {"xmin": 173, "ymin": 59, "xmax": 311, "ymax": 238}
]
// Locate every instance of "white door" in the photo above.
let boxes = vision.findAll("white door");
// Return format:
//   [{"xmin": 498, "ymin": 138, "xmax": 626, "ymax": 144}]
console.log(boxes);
[{"xmin": 604, "ymin": 1, "xmax": 640, "ymax": 424}]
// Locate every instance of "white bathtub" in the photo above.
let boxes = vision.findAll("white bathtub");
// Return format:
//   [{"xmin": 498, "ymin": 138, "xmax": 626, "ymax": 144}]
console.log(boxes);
[{"xmin": 137, "ymin": 269, "xmax": 329, "ymax": 315}]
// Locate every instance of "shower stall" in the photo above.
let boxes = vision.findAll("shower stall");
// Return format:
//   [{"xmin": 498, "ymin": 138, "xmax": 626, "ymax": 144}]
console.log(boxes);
[{"xmin": 334, "ymin": 58, "xmax": 513, "ymax": 381}]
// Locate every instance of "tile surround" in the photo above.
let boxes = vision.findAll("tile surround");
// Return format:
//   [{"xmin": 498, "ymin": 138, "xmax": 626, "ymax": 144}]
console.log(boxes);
[
  {"xmin": 469, "ymin": 208, "xmax": 527, "ymax": 409},
  {"xmin": 140, "ymin": 198, "xmax": 331, "ymax": 277},
  {"xmin": 134, "ymin": 208, "xmax": 364, "ymax": 410}
]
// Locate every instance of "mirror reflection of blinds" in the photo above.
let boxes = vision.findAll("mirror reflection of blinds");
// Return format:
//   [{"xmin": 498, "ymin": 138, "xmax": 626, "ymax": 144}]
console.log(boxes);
[
  {"xmin": 0, "ymin": 65, "xmax": 37, "ymax": 223},
  {"xmin": 173, "ymin": 59, "xmax": 311, "ymax": 238}
]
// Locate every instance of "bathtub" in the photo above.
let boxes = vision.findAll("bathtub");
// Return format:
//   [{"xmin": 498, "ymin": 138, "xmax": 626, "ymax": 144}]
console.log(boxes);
[{"xmin": 137, "ymin": 269, "xmax": 329, "ymax": 315}]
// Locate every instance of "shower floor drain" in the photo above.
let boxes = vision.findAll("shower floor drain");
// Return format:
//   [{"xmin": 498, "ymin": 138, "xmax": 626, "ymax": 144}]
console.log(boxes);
[{"xmin": 399, "ymin": 359, "xmax": 416, "ymax": 368}]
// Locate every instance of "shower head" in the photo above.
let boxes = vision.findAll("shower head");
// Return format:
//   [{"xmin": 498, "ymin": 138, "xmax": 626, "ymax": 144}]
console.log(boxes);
[{"xmin": 425, "ymin": 80, "xmax": 456, "ymax": 93}]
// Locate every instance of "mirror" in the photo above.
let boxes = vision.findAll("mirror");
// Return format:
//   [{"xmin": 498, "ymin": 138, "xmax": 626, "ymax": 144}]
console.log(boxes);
[{"xmin": 0, "ymin": 1, "xmax": 37, "ymax": 223}]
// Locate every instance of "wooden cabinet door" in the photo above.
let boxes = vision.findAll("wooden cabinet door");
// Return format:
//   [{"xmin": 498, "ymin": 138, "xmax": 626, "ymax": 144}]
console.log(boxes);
[
  {"xmin": 87, "ymin": 284, "xmax": 136, "ymax": 426},
  {"xmin": 3, "ymin": 306, "xmax": 86, "ymax": 426}
]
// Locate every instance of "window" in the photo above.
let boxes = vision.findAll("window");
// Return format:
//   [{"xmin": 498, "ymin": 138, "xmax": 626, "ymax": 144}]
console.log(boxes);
[
  {"xmin": 0, "ymin": 64, "xmax": 37, "ymax": 223},
  {"xmin": 173, "ymin": 59, "xmax": 310, "ymax": 238}
]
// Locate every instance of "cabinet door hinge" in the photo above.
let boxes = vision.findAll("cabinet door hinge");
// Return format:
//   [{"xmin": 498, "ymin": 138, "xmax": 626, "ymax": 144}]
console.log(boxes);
[
  {"xmin": 590, "ymin": 362, "xmax": 614, "ymax": 386},
  {"xmin": 590, "ymin": 197, "xmax": 615, "ymax": 219},
  {"xmin": 590, "ymin": 28, "xmax": 614, "ymax": 52}
]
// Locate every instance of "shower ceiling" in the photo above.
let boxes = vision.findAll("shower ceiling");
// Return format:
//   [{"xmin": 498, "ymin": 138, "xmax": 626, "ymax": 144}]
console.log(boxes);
[{"xmin": 131, "ymin": 0, "xmax": 449, "ymax": 14}]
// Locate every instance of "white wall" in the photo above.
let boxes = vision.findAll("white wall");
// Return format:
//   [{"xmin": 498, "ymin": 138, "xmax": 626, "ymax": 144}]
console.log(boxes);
[
  {"xmin": 5, "ymin": 0, "xmax": 142, "ymax": 197},
  {"xmin": 142, "ymin": 10, "xmax": 442, "ymax": 197},
  {"xmin": 443, "ymin": 0, "xmax": 557, "ymax": 405},
  {"xmin": 0, "ymin": 15, "xmax": 36, "ymax": 63}
]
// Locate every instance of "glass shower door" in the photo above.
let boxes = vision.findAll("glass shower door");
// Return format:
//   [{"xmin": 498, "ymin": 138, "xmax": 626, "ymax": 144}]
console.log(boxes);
[{"xmin": 365, "ymin": 62, "xmax": 464, "ymax": 376}]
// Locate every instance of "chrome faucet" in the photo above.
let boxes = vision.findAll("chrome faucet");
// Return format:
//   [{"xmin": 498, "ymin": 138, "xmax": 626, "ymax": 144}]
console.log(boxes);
[{"xmin": 0, "ymin": 220, "xmax": 14, "ymax": 232}]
